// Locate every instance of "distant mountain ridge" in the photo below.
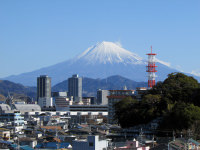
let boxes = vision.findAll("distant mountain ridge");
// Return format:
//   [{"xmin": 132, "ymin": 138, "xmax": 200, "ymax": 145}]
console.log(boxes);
[
  {"xmin": 0, "ymin": 76, "xmax": 147, "ymax": 99},
  {"xmin": 3, "ymin": 41, "xmax": 193, "ymax": 86},
  {"xmin": 52, "ymin": 75, "xmax": 147, "ymax": 96},
  {"xmin": 0, "ymin": 80, "xmax": 36, "ymax": 99}
]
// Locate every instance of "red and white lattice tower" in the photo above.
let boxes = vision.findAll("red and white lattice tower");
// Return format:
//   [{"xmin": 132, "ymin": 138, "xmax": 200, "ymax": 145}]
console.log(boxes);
[{"xmin": 146, "ymin": 46, "xmax": 157, "ymax": 88}]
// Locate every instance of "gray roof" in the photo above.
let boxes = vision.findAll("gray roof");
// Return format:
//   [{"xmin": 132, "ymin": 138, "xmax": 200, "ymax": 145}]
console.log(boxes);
[
  {"xmin": 0, "ymin": 104, "xmax": 11, "ymax": 112},
  {"xmin": 14, "ymin": 104, "xmax": 41, "ymax": 112}
]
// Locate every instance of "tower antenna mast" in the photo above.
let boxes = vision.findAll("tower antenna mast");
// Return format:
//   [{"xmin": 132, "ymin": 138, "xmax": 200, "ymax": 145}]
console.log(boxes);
[{"xmin": 146, "ymin": 46, "xmax": 157, "ymax": 88}]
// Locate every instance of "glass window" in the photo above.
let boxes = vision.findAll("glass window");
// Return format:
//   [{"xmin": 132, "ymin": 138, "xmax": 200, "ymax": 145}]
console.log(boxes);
[{"xmin": 89, "ymin": 142, "xmax": 93, "ymax": 147}]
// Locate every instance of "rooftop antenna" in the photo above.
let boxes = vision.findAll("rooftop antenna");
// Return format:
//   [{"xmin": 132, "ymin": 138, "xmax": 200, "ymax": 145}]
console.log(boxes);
[{"xmin": 139, "ymin": 128, "xmax": 144, "ymax": 146}]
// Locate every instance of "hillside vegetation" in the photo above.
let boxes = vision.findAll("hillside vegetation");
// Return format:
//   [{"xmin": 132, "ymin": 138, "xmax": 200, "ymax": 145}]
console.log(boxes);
[
  {"xmin": 0, "ymin": 80, "xmax": 36, "ymax": 99},
  {"xmin": 115, "ymin": 72, "xmax": 200, "ymax": 138}
]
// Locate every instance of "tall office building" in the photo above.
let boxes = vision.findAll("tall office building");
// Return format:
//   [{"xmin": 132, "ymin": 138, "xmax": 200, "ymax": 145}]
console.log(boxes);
[
  {"xmin": 37, "ymin": 75, "xmax": 53, "ymax": 107},
  {"xmin": 68, "ymin": 74, "xmax": 82, "ymax": 102}
]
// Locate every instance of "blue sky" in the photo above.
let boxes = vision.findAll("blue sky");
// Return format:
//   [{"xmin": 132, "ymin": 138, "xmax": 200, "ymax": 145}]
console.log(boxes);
[{"xmin": 0, "ymin": 0, "xmax": 200, "ymax": 78}]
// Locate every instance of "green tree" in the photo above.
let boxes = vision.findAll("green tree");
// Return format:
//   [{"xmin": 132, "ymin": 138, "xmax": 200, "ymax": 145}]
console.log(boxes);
[
  {"xmin": 114, "ymin": 72, "xmax": 200, "ymax": 132},
  {"xmin": 191, "ymin": 88, "xmax": 200, "ymax": 107},
  {"xmin": 142, "ymin": 94, "xmax": 161, "ymax": 104},
  {"xmin": 114, "ymin": 97, "xmax": 137, "ymax": 128},
  {"xmin": 114, "ymin": 96, "xmax": 161, "ymax": 128},
  {"xmin": 154, "ymin": 72, "xmax": 199, "ymax": 103},
  {"xmin": 160, "ymin": 103, "xmax": 200, "ymax": 131}
]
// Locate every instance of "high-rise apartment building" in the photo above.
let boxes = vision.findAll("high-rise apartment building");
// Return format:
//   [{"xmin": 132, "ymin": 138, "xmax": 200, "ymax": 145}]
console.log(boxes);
[
  {"xmin": 68, "ymin": 74, "xmax": 82, "ymax": 102},
  {"xmin": 97, "ymin": 89, "xmax": 109, "ymax": 105},
  {"xmin": 37, "ymin": 75, "xmax": 53, "ymax": 108},
  {"xmin": 37, "ymin": 75, "xmax": 51, "ymax": 99}
]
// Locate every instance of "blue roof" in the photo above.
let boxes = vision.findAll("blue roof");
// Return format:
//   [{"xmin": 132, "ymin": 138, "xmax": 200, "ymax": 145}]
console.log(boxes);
[
  {"xmin": 0, "ymin": 140, "xmax": 12, "ymax": 144},
  {"xmin": 20, "ymin": 145, "xmax": 34, "ymax": 150},
  {"xmin": 10, "ymin": 144, "xmax": 34, "ymax": 150},
  {"xmin": 36, "ymin": 142, "xmax": 70, "ymax": 149},
  {"xmin": 10, "ymin": 144, "xmax": 17, "ymax": 148},
  {"xmin": 189, "ymin": 139, "xmax": 200, "ymax": 145},
  {"xmin": 77, "ymin": 125, "xmax": 83, "ymax": 129}
]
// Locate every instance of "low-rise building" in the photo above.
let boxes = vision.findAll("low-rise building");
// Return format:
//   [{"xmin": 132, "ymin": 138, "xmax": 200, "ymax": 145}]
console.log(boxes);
[
  {"xmin": 135, "ymin": 87, "xmax": 148, "ymax": 100},
  {"xmin": 82, "ymin": 97, "xmax": 96, "ymax": 105},
  {"xmin": 72, "ymin": 135, "xmax": 108, "ymax": 150},
  {"xmin": 0, "ymin": 128, "xmax": 10, "ymax": 140},
  {"xmin": 55, "ymin": 97, "xmax": 73, "ymax": 111},
  {"xmin": 82, "ymin": 98, "xmax": 91, "ymax": 105},
  {"xmin": 69, "ymin": 105, "xmax": 108, "ymax": 112},
  {"xmin": 19, "ymin": 137, "xmax": 37, "ymax": 148},
  {"xmin": 168, "ymin": 138, "xmax": 200, "ymax": 150},
  {"xmin": 0, "ymin": 111, "xmax": 24, "ymax": 126},
  {"xmin": 38, "ymin": 97, "xmax": 53, "ymax": 108},
  {"xmin": 115, "ymin": 139, "xmax": 150, "ymax": 150}
]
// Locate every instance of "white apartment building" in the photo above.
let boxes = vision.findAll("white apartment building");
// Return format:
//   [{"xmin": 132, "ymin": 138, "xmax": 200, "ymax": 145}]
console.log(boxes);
[
  {"xmin": 38, "ymin": 97, "xmax": 53, "ymax": 108},
  {"xmin": 72, "ymin": 135, "xmax": 108, "ymax": 150}
]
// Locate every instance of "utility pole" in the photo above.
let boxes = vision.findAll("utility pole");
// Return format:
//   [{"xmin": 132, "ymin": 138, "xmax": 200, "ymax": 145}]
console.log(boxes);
[{"xmin": 152, "ymin": 135, "xmax": 154, "ymax": 148}]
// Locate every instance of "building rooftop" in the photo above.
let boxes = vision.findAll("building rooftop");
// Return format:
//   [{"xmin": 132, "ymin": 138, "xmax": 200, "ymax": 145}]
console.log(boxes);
[
  {"xmin": 0, "ymin": 104, "xmax": 11, "ymax": 112},
  {"xmin": 14, "ymin": 104, "xmax": 41, "ymax": 112},
  {"xmin": 41, "ymin": 126, "xmax": 62, "ymax": 131},
  {"xmin": 0, "ymin": 128, "xmax": 10, "ymax": 131}
]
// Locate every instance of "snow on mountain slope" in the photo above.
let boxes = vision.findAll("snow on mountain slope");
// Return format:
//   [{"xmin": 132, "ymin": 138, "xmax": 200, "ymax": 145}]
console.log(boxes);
[
  {"xmin": 73, "ymin": 41, "xmax": 144, "ymax": 65},
  {"xmin": 73, "ymin": 41, "xmax": 171, "ymax": 67}
]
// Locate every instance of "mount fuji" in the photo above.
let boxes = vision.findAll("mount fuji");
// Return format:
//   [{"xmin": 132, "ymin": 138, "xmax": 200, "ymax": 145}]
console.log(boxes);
[{"xmin": 5, "ymin": 41, "xmax": 178, "ymax": 86}]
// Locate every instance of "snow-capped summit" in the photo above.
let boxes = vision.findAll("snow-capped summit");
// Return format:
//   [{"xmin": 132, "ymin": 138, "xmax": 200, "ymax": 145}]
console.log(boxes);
[{"xmin": 74, "ymin": 41, "xmax": 144, "ymax": 65}]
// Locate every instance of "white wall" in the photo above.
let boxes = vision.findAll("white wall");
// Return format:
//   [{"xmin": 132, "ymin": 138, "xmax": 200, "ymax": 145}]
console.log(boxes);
[
  {"xmin": 38, "ymin": 97, "xmax": 53, "ymax": 108},
  {"xmin": 72, "ymin": 135, "xmax": 108, "ymax": 150}
]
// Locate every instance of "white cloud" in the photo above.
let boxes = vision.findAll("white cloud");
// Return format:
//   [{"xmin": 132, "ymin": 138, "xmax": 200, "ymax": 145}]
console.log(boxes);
[
  {"xmin": 155, "ymin": 58, "xmax": 171, "ymax": 67},
  {"xmin": 191, "ymin": 70, "xmax": 200, "ymax": 77}
]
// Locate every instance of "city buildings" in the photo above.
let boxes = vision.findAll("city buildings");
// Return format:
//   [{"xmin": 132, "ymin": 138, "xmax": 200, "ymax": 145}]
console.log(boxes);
[
  {"xmin": 68, "ymin": 74, "xmax": 82, "ymax": 102},
  {"xmin": 115, "ymin": 139, "xmax": 150, "ymax": 150},
  {"xmin": 0, "ymin": 111, "xmax": 24, "ymax": 126},
  {"xmin": 167, "ymin": 138, "xmax": 200, "ymax": 150},
  {"xmin": 37, "ymin": 75, "xmax": 53, "ymax": 108}
]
